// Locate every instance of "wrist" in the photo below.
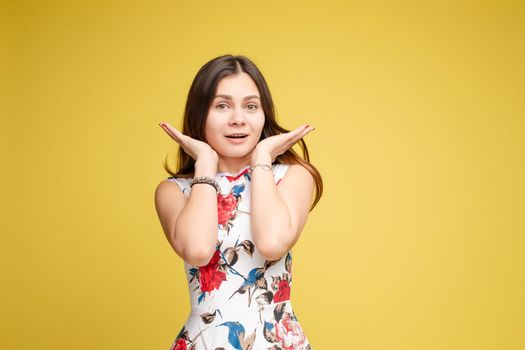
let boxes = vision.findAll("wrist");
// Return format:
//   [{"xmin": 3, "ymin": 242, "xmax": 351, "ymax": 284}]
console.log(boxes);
[
  {"xmin": 194, "ymin": 158, "xmax": 217, "ymax": 177},
  {"xmin": 251, "ymin": 149, "xmax": 272, "ymax": 166}
]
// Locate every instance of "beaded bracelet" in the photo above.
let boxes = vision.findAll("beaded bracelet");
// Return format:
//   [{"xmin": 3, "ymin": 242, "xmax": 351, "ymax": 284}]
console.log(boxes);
[{"xmin": 190, "ymin": 176, "xmax": 220, "ymax": 193}]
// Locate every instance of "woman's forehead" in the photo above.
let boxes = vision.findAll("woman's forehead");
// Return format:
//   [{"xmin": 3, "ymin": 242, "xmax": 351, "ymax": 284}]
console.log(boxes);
[{"xmin": 215, "ymin": 73, "xmax": 259, "ymax": 97}]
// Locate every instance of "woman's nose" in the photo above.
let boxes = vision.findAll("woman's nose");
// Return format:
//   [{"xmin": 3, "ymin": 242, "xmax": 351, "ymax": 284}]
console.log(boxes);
[{"xmin": 229, "ymin": 107, "xmax": 246, "ymax": 124}]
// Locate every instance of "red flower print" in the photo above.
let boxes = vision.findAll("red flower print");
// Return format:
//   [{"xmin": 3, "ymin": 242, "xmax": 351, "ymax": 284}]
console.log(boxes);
[
  {"xmin": 199, "ymin": 249, "xmax": 227, "ymax": 292},
  {"xmin": 171, "ymin": 338, "xmax": 187, "ymax": 350},
  {"xmin": 275, "ymin": 312, "xmax": 306, "ymax": 349},
  {"xmin": 273, "ymin": 279, "xmax": 291, "ymax": 302},
  {"xmin": 217, "ymin": 193, "xmax": 237, "ymax": 226}
]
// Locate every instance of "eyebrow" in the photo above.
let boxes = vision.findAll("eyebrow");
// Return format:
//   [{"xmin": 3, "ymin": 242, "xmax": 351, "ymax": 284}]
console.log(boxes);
[{"xmin": 213, "ymin": 94, "xmax": 260, "ymax": 101}]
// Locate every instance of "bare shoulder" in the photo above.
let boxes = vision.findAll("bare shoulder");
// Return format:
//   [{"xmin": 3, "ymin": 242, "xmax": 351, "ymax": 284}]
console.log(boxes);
[
  {"xmin": 154, "ymin": 179, "xmax": 188, "ymax": 248},
  {"xmin": 155, "ymin": 178, "xmax": 188, "ymax": 203},
  {"xmin": 281, "ymin": 163, "xmax": 315, "ymax": 187},
  {"xmin": 276, "ymin": 163, "xmax": 315, "ymax": 240},
  {"xmin": 277, "ymin": 163, "xmax": 315, "ymax": 203}
]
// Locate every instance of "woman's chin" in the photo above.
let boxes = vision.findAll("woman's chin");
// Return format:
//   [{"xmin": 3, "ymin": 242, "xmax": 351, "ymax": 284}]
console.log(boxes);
[{"xmin": 218, "ymin": 146, "xmax": 254, "ymax": 158}]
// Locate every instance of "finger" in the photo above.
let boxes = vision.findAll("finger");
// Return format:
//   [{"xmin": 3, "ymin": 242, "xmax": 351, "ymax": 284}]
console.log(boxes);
[
  {"xmin": 300, "ymin": 125, "xmax": 314, "ymax": 133},
  {"xmin": 160, "ymin": 122, "xmax": 180, "ymax": 135},
  {"xmin": 291, "ymin": 125, "xmax": 314, "ymax": 142},
  {"xmin": 289, "ymin": 124, "xmax": 313, "ymax": 138},
  {"xmin": 294, "ymin": 124, "xmax": 310, "ymax": 134},
  {"xmin": 160, "ymin": 122, "xmax": 183, "ymax": 142},
  {"xmin": 281, "ymin": 124, "xmax": 308, "ymax": 143}
]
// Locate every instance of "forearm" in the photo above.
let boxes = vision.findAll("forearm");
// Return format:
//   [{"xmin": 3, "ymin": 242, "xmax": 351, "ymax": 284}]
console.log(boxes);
[
  {"xmin": 250, "ymin": 154, "xmax": 293, "ymax": 260},
  {"xmin": 174, "ymin": 159, "xmax": 218, "ymax": 266}
]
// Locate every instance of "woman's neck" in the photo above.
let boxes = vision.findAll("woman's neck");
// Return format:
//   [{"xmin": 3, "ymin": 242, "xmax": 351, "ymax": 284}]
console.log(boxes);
[{"xmin": 216, "ymin": 155, "xmax": 252, "ymax": 174}]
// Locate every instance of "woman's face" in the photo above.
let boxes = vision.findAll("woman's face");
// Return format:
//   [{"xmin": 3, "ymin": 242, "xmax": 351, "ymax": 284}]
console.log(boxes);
[{"xmin": 204, "ymin": 72, "xmax": 265, "ymax": 159}]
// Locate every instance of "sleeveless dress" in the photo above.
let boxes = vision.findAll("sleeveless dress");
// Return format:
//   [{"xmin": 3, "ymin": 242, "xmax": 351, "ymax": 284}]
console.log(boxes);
[{"xmin": 165, "ymin": 162, "xmax": 313, "ymax": 350}]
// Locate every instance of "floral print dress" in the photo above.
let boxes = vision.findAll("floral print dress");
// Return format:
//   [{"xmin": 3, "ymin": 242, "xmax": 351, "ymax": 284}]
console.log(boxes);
[{"xmin": 166, "ymin": 163, "xmax": 312, "ymax": 350}]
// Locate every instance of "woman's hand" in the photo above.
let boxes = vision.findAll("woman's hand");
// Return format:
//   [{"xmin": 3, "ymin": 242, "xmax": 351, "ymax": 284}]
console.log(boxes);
[
  {"xmin": 159, "ymin": 122, "xmax": 218, "ymax": 162},
  {"xmin": 251, "ymin": 124, "xmax": 315, "ymax": 164}
]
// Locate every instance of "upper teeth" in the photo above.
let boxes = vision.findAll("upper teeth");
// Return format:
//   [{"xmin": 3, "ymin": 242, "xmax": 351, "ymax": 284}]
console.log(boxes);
[{"xmin": 228, "ymin": 134, "xmax": 246, "ymax": 137}]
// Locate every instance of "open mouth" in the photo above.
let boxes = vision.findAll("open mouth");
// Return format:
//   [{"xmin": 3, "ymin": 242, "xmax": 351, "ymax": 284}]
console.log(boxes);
[
  {"xmin": 225, "ymin": 133, "xmax": 249, "ymax": 144},
  {"xmin": 225, "ymin": 134, "xmax": 248, "ymax": 139}
]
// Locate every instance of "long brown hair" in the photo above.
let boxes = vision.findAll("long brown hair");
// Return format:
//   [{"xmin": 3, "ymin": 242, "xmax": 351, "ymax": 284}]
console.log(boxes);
[{"xmin": 163, "ymin": 54, "xmax": 323, "ymax": 211}]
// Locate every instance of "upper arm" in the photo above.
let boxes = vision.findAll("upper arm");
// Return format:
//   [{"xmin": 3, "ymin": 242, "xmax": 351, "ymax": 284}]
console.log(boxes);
[
  {"xmin": 276, "ymin": 164, "xmax": 315, "ymax": 245},
  {"xmin": 154, "ymin": 179, "xmax": 188, "ymax": 254}
]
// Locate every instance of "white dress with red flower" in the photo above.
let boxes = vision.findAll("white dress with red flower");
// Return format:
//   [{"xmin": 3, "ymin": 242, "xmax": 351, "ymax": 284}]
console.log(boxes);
[{"xmin": 166, "ymin": 162, "xmax": 312, "ymax": 350}]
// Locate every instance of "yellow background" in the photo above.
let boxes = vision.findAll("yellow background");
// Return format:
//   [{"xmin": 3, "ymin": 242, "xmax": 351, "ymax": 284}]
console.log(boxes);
[{"xmin": 2, "ymin": 1, "xmax": 524, "ymax": 349}]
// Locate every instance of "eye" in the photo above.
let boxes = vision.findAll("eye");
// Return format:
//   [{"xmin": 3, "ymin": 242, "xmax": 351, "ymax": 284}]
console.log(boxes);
[
  {"xmin": 216, "ymin": 103, "xmax": 229, "ymax": 110},
  {"xmin": 246, "ymin": 104, "xmax": 258, "ymax": 111}
]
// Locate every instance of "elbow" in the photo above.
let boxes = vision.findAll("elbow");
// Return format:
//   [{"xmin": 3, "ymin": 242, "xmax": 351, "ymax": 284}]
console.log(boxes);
[
  {"xmin": 184, "ymin": 246, "xmax": 216, "ymax": 267},
  {"xmin": 257, "ymin": 239, "xmax": 288, "ymax": 261},
  {"xmin": 172, "ymin": 223, "xmax": 217, "ymax": 267},
  {"xmin": 255, "ymin": 225, "xmax": 294, "ymax": 261}
]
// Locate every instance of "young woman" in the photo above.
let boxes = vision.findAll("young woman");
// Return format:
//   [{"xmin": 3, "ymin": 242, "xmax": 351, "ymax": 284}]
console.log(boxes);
[{"xmin": 155, "ymin": 54, "xmax": 323, "ymax": 350}]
